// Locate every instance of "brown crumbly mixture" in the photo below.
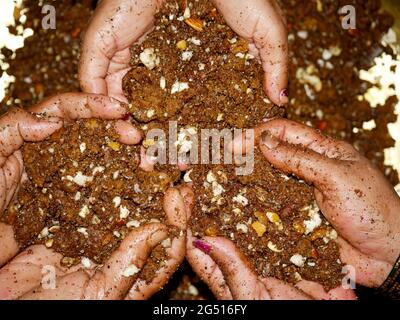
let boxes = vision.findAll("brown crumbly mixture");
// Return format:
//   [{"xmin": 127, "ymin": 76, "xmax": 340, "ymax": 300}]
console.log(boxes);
[
  {"xmin": 123, "ymin": 0, "xmax": 343, "ymax": 290},
  {"xmin": 1, "ymin": 0, "xmax": 95, "ymax": 113},
  {"xmin": 1, "ymin": 119, "xmax": 180, "ymax": 282},
  {"xmin": 123, "ymin": 0, "xmax": 284, "ymax": 131},
  {"xmin": 0, "ymin": 0, "xmax": 398, "ymax": 299},
  {"xmin": 188, "ymin": 150, "xmax": 343, "ymax": 290},
  {"xmin": 282, "ymin": 0, "xmax": 399, "ymax": 186}
]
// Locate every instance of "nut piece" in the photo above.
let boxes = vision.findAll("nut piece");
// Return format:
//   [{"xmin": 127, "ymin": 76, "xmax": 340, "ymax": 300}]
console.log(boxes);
[
  {"xmin": 251, "ymin": 221, "xmax": 267, "ymax": 237},
  {"xmin": 45, "ymin": 238, "xmax": 54, "ymax": 248},
  {"xmin": 292, "ymin": 220, "xmax": 305, "ymax": 234},
  {"xmin": 267, "ymin": 241, "xmax": 283, "ymax": 253},
  {"xmin": 185, "ymin": 17, "xmax": 204, "ymax": 32},
  {"xmin": 266, "ymin": 211, "xmax": 280, "ymax": 223}
]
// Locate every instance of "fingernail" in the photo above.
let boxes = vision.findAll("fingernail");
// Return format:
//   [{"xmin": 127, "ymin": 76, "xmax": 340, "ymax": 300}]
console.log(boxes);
[
  {"xmin": 261, "ymin": 131, "xmax": 280, "ymax": 149},
  {"xmin": 193, "ymin": 239, "xmax": 212, "ymax": 254},
  {"xmin": 279, "ymin": 89, "xmax": 289, "ymax": 105}
]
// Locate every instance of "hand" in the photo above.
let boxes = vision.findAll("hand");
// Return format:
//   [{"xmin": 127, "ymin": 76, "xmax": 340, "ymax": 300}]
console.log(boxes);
[
  {"xmin": 79, "ymin": 0, "xmax": 288, "ymax": 105},
  {"xmin": 182, "ymin": 186, "xmax": 356, "ymax": 300},
  {"xmin": 0, "ymin": 93, "xmax": 187, "ymax": 300},
  {"xmin": 231, "ymin": 119, "xmax": 400, "ymax": 290},
  {"xmin": 257, "ymin": 119, "xmax": 400, "ymax": 289}
]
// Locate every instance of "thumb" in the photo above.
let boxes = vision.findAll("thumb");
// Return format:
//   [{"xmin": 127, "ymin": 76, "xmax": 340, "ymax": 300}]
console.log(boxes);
[{"xmin": 0, "ymin": 108, "xmax": 62, "ymax": 166}]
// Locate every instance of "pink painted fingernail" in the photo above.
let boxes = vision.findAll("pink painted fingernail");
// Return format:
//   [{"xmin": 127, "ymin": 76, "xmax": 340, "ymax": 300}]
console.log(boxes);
[
  {"xmin": 261, "ymin": 131, "xmax": 280, "ymax": 149},
  {"xmin": 193, "ymin": 240, "xmax": 212, "ymax": 254},
  {"xmin": 279, "ymin": 89, "xmax": 289, "ymax": 105}
]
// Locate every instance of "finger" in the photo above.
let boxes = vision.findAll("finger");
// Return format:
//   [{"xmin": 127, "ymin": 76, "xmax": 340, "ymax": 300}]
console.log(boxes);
[
  {"xmin": 261, "ymin": 277, "xmax": 310, "ymax": 300},
  {"xmin": 0, "ymin": 223, "xmax": 18, "ymax": 268},
  {"xmin": 259, "ymin": 132, "xmax": 337, "ymax": 186},
  {"xmin": 139, "ymin": 146, "xmax": 156, "ymax": 171},
  {"xmin": 178, "ymin": 184, "xmax": 195, "ymax": 219},
  {"xmin": 105, "ymin": 48, "xmax": 131, "ymax": 102},
  {"xmin": 181, "ymin": 184, "xmax": 232, "ymax": 299},
  {"xmin": 114, "ymin": 120, "xmax": 143, "ymax": 145},
  {"xmin": 295, "ymin": 280, "xmax": 357, "ymax": 300},
  {"xmin": 127, "ymin": 188, "xmax": 186, "ymax": 299},
  {"xmin": 258, "ymin": 119, "xmax": 359, "ymax": 160},
  {"xmin": 0, "ymin": 108, "xmax": 62, "ymax": 167},
  {"xmin": 127, "ymin": 235, "xmax": 184, "ymax": 300},
  {"xmin": 195, "ymin": 237, "xmax": 271, "ymax": 300},
  {"xmin": 20, "ymin": 224, "xmax": 168, "ymax": 300},
  {"xmin": 0, "ymin": 245, "xmax": 70, "ymax": 300},
  {"xmin": 29, "ymin": 93, "xmax": 128, "ymax": 120},
  {"xmin": 212, "ymin": 0, "xmax": 288, "ymax": 105},
  {"xmin": 2, "ymin": 153, "xmax": 22, "ymax": 211},
  {"xmin": 186, "ymin": 230, "xmax": 232, "ymax": 299},
  {"xmin": 79, "ymin": 0, "xmax": 159, "ymax": 94},
  {"xmin": 336, "ymin": 237, "xmax": 393, "ymax": 288}
]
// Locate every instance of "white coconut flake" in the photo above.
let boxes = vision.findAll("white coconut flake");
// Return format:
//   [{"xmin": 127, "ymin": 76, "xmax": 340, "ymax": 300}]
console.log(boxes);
[
  {"xmin": 303, "ymin": 203, "xmax": 322, "ymax": 235},
  {"xmin": 78, "ymin": 205, "xmax": 90, "ymax": 218},
  {"xmin": 160, "ymin": 76, "xmax": 166, "ymax": 89},
  {"xmin": 233, "ymin": 194, "xmax": 249, "ymax": 207},
  {"xmin": 183, "ymin": 169, "xmax": 193, "ymax": 182},
  {"xmin": 81, "ymin": 257, "xmax": 92, "ymax": 269},
  {"xmin": 77, "ymin": 227, "xmax": 89, "ymax": 238},
  {"xmin": 171, "ymin": 81, "xmax": 189, "ymax": 94},
  {"xmin": 139, "ymin": 48, "xmax": 159, "ymax": 70},
  {"xmin": 182, "ymin": 50, "xmax": 193, "ymax": 61},
  {"xmin": 64, "ymin": 172, "xmax": 93, "ymax": 187},
  {"xmin": 113, "ymin": 196, "xmax": 121, "ymax": 208},
  {"xmin": 93, "ymin": 166, "xmax": 105, "ymax": 175},
  {"xmin": 297, "ymin": 31, "xmax": 308, "ymax": 39},
  {"xmin": 74, "ymin": 191, "xmax": 81, "ymax": 201},
  {"xmin": 236, "ymin": 223, "xmax": 248, "ymax": 234},
  {"xmin": 122, "ymin": 264, "xmax": 140, "ymax": 277},
  {"xmin": 290, "ymin": 254, "xmax": 306, "ymax": 267},
  {"xmin": 119, "ymin": 206, "xmax": 130, "ymax": 219},
  {"xmin": 126, "ymin": 220, "xmax": 140, "ymax": 228},
  {"xmin": 79, "ymin": 142, "xmax": 86, "ymax": 153}
]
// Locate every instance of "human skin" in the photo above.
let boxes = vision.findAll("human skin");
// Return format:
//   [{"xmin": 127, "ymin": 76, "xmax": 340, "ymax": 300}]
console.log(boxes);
[
  {"xmin": 0, "ymin": 93, "xmax": 188, "ymax": 300},
  {"xmin": 79, "ymin": 0, "xmax": 288, "ymax": 106},
  {"xmin": 185, "ymin": 119, "xmax": 400, "ymax": 300}
]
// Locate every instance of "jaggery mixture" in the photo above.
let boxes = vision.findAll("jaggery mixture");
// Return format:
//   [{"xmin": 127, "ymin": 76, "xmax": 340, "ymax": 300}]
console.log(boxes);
[
  {"xmin": 0, "ymin": 0, "xmax": 398, "ymax": 299},
  {"xmin": 122, "ymin": 0, "xmax": 343, "ymax": 289},
  {"xmin": 1, "ymin": 118, "xmax": 180, "ymax": 282}
]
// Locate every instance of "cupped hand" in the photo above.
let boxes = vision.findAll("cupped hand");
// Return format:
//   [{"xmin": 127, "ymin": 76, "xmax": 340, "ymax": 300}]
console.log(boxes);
[
  {"xmin": 79, "ymin": 0, "xmax": 288, "ymax": 105},
  {"xmin": 231, "ymin": 119, "xmax": 400, "ymax": 289},
  {"xmin": 0, "ymin": 93, "xmax": 186, "ymax": 300},
  {"xmin": 181, "ymin": 186, "xmax": 356, "ymax": 300}
]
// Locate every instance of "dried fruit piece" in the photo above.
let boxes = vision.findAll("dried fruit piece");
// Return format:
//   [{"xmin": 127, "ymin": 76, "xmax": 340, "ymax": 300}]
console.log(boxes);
[
  {"xmin": 85, "ymin": 119, "xmax": 99, "ymax": 129},
  {"xmin": 252, "ymin": 221, "xmax": 267, "ymax": 237},
  {"xmin": 205, "ymin": 225, "xmax": 218, "ymax": 237},
  {"xmin": 293, "ymin": 220, "xmax": 305, "ymax": 234},
  {"xmin": 266, "ymin": 211, "xmax": 280, "ymax": 223},
  {"xmin": 108, "ymin": 141, "xmax": 121, "ymax": 151},
  {"xmin": 185, "ymin": 17, "xmax": 204, "ymax": 32},
  {"xmin": 254, "ymin": 211, "xmax": 269, "ymax": 225},
  {"xmin": 177, "ymin": 39, "xmax": 188, "ymax": 51},
  {"xmin": 231, "ymin": 39, "xmax": 249, "ymax": 54},
  {"xmin": 310, "ymin": 227, "xmax": 327, "ymax": 241},
  {"xmin": 45, "ymin": 238, "xmax": 54, "ymax": 248}
]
